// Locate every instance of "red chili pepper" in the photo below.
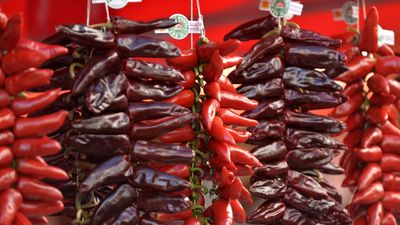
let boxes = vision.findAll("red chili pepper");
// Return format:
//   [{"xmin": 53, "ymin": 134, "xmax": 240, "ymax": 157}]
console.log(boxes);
[
  {"xmin": 353, "ymin": 146, "xmax": 383, "ymax": 162},
  {"xmin": 0, "ymin": 89, "xmax": 10, "ymax": 108},
  {"xmin": 159, "ymin": 125, "xmax": 195, "ymax": 143},
  {"xmin": 164, "ymin": 89, "xmax": 195, "ymax": 109},
  {"xmin": 230, "ymin": 199, "xmax": 246, "ymax": 223},
  {"xmin": 10, "ymin": 88, "xmax": 61, "ymax": 116},
  {"xmin": 222, "ymin": 56, "xmax": 243, "ymax": 69},
  {"xmin": 359, "ymin": 6, "xmax": 379, "ymax": 53},
  {"xmin": 0, "ymin": 13, "xmax": 7, "ymax": 31},
  {"xmin": 204, "ymin": 82, "xmax": 221, "ymax": 101},
  {"xmin": 367, "ymin": 202, "xmax": 383, "ymax": 225},
  {"xmin": 12, "ymin": 136, "xmax": 62, "ymax": 158},
  {"xmin": 201, "ymin": 99, "xmax": 220, "ymax": 131},
  {"xmin": 210, "ymin": 116, "xmax": 236, "ymax": 145},
  {"xmin": 220, "ymin": 90, "xmax": 258, "ymax": 110},
  {"xmin": 387, "ymin": 105, "xmax": 399, "ymax": 127},
  {"xmin": 218, "ymin": 178, "xmax": 243, "ymax": 200},
  {"xmin": 13, "ymin": 110, "xmax": 68, "ymax": 138},
  {"xmin": 229, "ymin": 145, "xmax": 262, "ymax": 167},
  {"xmin": 382, "ymin": 192, "xmax": 400, "ymax": 212},
  {"xmin": 157, "ymin": 164, "xmax": 190, "ymax": 178},
  {"xmin": 218, "ymin": 108, "xmax": 258, "ymax": 127},
  {"xmin": 381, "ymin": 153, "xmax": 400, "ymax": 173},
  {"xmin": 213, "ymin": 167, "xmax": 235, "ymax": 187},
  {"xmin": 166, "ymin": 49, "xmax": 198, "ymax": 70},
  {"xmin": 234, "ymin": 164, "xmax": 254, "ymax": 176},
  {"xmin": 338, "ymin": 44, "xmax": 360, "ymax": 62},
  {"xmin": 344, "ymin": 128, "xmax": 363, "ymax": 149},
  {"xmin": 352, "ymin": 182, "xmax": 384, "ymax": 205},
  {"xmin": 357, "ymin": 163, "xmax": 382, "ymax": 191},
  {"xmin": 209, "ymin": 154, "xmax": 237, "ymax": 172},
  {"xmin": 343, "ymin": 152, "xmax": 358, "ymax": 175},
  {"xmin": 218, "ymin": 76, "xmax": 237, "ymax": 93},
  {"xmin": 344, "ymin": 111, "xmax": 365, "ymax": 132},
  {"xmin": 16, "ymin": 158, "xmax": 68, "ymax": 180},
  {"xmin": 330, "ymin": 92, "xmax": 364, "ymax": 118},
  {"xmin": 5, "ymin": 68, "xmax": 53, "ymax": 95},
  {"xmin": 16, "ymin": 39, "xmax": 68, "ymax": 60},
  {"xmin": 343, "ymin": 81, "xmax": 364, "ymax": 97},
  {"xmin": 13, "ymin": 211, "xmax": 32, "ymax": 225},
  {"xmin": 366, "ymin": 105, "xmax": 389, "ymax": 125},
  {"xmin": 0, "ymin": 188, "xmax": 23, "ymax": 225},
  {"xmin": 368, "ymin": 74, "xmax": 390, "ymax": 96},
  {"xmin": 342, "ymin": 168, "xmax": 361, "ymax": 187},
  {"xmin": 395, "ymin": 99, "xmax": 400, "ymax": 112},
  {"xmin": 378, "ymin": 44, "xmax": 395, "ymax": 56},
  {"xmin": 208, "ymin": 139, "xmax": 231, "ymax": 163},
  {"xmin": 0, "ymin": 14, "xmax": 22, "ymax": 53},
  {"xmin": 361, "ymin": 127, "xmax": 383, "ymax": 148},
  {"xmin": 17, "ymin": 176, "xmax": 63, "ymax": 202},
  {"xmin": 388, "ymin": 79, "xmax": 400, "ymax": 98},
  {"xmin": 0, "ymin": 68, "xmax": 5, "ymax": 88},
  {"xmin": 376, "ymin": 56, "xmax": 400, "ymax": 76},
  {"xmin": 183, "ymin": 217, "xmax": 201, "ymax": 225},
  {"xmin": 209, "ymin": 199, "xmax": 233, "ymax": 225},
  {"xmin": 0, "ymin": 147, "xmax": 13, "ymax": 167},
  {"xmin": 226, "ymin": 127, "xmax": 251, "ymax": 143},
  {"xmin": 0, "ymin": 168, "xmax": 17, "ymax": 191},
  {"xmin": 335, "ymin": 56, "xmax": 375, "ymax": 83},
  {"xmin": 0, "ymin": 130, "xmax": 14, "ymax": 146},
  {"xmin": 20, "ymin": 200, "xmax": 64, "ymax": 217},
  {"xmin": 198, "ymin": 39, "xmax": 240, "ymax": 62},
  {"xmin": 0, "ymin": 108, "xmax": 15, "ymax": 130},
  {"xmin": 380, "ymin": 121, "xmax": 400, "ymax": 136},
  {"xmin": 2, "ymin": 50, "xmax": 50, "ymax": 75},
  {"xmin": 353, "ymin": 215, "xmax": 367, "ymax": 225},
  {"xmin": 382, "ymin": 174, "xmax": 400, "ymax": 192},
  {"xmin": 380, "ymin": 135, "xmax": 400, "ymax": 154},
  {"xmin": 179, "ymin": 71, "xmax": 196, "ymax": 89},
  {"xmin": 26, "ymin": 216, "xmax": 48, "ymax": 225},
  {"xmin": 239, "ymin": 185, "xmax": 252, "ymax": 204},
  {"xmin": 381, "ymin": 212, "xmax": 397, "ymax": 225},
  {"xmin": 370, "ymin": 94, "xmax": 396, "ymax": 106},
  {"xmin": 203, "ymin": 50, "xmax": 224, "ymax": 82}
]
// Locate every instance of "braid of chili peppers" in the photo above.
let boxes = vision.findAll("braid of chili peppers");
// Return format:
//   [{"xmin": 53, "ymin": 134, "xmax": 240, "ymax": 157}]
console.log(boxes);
[
  {"xmin": 38, "ymin": 17, "xmax": 199, "ymax": 224},
  {"xmin": 0, "ymin": 11, "xmax": 69, "ymax": 225},
  {"xmin": 332, "ymin": 6, "xmax": 400, "ymax": 224},
  {"xmin": 224, "ymin": 15, "xmax": 352, "ymax": 224}
]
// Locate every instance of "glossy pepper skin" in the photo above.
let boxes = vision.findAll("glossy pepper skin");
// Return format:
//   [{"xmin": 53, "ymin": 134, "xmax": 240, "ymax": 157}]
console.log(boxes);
[
  {"xmin": 110, "ymin": 205, "xmax": 139, "ymax": 225},
  {"xmin": 335, "ymin": 56, "xmax": 375, "ymax": 83},
  {"xmin": 284, "ymin": 89, "xmax": 347, "ymax": 110},
  {"xmin": 16, "ymin": 39, "xmax": 69, "ymax": 61},
  {"xmin": 281, "ymin": 26, "xmax": 342, "ymax": 48},
  {"xmin": 5, "ymin": 68, "xmax": 54, "ymax": 95},
  {"xmin": 137, "ymin": 191, "xmax": 191, "ymax": 214},
  {"xmin": 376, "ymin": 56, "xmax": 400, "ymax": 76},
  {"xmin": 0, "ymin": 14, "xmax": 22, "ymax": 53},
  {"xmin": 128, "ymin": 102, "xmax": 190, "ymax": 122},
  {"xmin": 56, "ymin": 24, "xmax": 115, "ymax": 49},
  {"xmin": 0, "ymin": 188, "xmax": 23, "ymax": 225},
  {"xmin": 111, "ymin": 17, "xmax": 177, "ymax": 35},
  {"xmin": 237, "ymin": 78, "xmax": 284, "ymax": 100},
  {"xmin": 72, "ymin": 50, "xmax": 120, "ymax": 96},
  {"xmin": 126, "ymin": 79, "xmax": 183, "ymax": 101},
  {"xmin": 116, "ymin": 34, "xmax": 181, "ymax": 58},
  {"xmin": 71, "ymin": 112, "xmax": 130, "ymax": 134},
  {"xmin": 16, "ymin": 176, "xmax": 63, "ymax": 202},
  {"xmin": 123, "ymin": 59, "xmax": 184, "ymax": 82},
  {"xmin": 12, "ymin": 136, "xmax": 61, "ymax": 158},
  {"xmin": 10, "ymin": 88, "xmax": 61, "ymax": 116},
  {"xmin": 224, "ymin": 13, "xmax": 277, "ymax": 41},
  {"xmin": 359, "ymin": 7, "xmax": 379, "ymax": 53}
]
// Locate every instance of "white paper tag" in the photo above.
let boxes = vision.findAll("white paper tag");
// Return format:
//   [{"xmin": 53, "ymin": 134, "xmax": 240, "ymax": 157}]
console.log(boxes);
[
  {"xmin": 259, "ymin": 0, "xmax": 302, "ymax": 18},
  {"xmin": 332, "ymin": 1, "xmax": 358, "ymax": 25},
  {"xmin": 155, "ymin": 14, "xmax": 201, "ymax": 39},
  {"xmin": 92, "ymin": 0, "xmax": 142, "ymax": 9},
  {"xmin": 378, "ymin": 26, "xmax": 395, "ymax": 46}
]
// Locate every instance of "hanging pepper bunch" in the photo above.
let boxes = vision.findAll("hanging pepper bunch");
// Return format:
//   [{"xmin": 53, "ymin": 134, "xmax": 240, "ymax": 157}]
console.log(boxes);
[
  {"xmin": 169, "ymin": 38, "xmax": 263, "ymax": 224},
  {"xmin": 35, "ymin": 17, "xmax": 201, "ymax": 225},
  {"xmin": 331, "ymin": 6, "xmax": 400, "ymax": 225},
  {"xmin": 224, "ymin": 11, "xmax": 352, "ymax": 224},
  {"xmin": 0, "ymin": 11, "xmax": 70, "ymax": 225}
]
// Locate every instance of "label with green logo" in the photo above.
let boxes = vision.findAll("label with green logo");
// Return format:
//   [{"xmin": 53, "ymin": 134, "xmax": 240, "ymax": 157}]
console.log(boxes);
[
  {"xmin": 168, "ymin": 14, "xmax": 190, "ymax": 40},
  {"xmin": 342, "ymin": 1, "xmax": 358, "ymax": 25},
  {"xmin": 106, "ymin": 0, "xmax": 128, "ymax": 9},
  {"xmin": 270, "ymin": 0, "xmax": 291, "ymax": 18}
]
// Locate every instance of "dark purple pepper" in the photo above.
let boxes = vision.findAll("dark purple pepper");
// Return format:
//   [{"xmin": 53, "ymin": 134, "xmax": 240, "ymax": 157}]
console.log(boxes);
[
  {"xmin": 281, "ymin": 26, "xmax": 342, "ymax": 48},
  {"xmin": 286, "ymin": 148, "xmax": 337, "ymax": 170},
  {"xmin": 285, "ymin": 128, "xmax": 347, "ymax": 150},
  {"xmin": 126, "ymin": 79, "xmax": 183, "ymax": 101},
  {"xmin": 111, "ymin": 205, "xmax": 140, "ymax": 225},
  {"xmin": 242, "ymin": 99, "xmax": 284, "ymax": 120},
  {"xmin": 123, "ymin": 59, "xmax": 184, "ymax": 82},
  {"xmin": 237, "ymin": 78, "xmax": 284, "ymax": 100},
  {"xmin": 287, "ymin": 170, "xmax": 329, "ymax": 199},
  {"xmin": 249, "ymin": 178, "xmax": 287, "ymax": 199},
  {"xmin": 284, "ymin": 89, "xmax": 347, "ymax": 110},
  {"xmin": 246, "ymin": 201, "xmax": 286, "ymax": 224},
  {"xmin": 247, "ymin": 119, "xmax": 286, "ymax": 141},
  {"xmin": 112, "ymin": 17, "xmax": 177, "ymax": 35},
  {"xmin": 128, "ymin": 102, "xmax": 190, "ymax": 122},
  {"xmin": 251, "ymin": 141, "xmax": 287, "ymax": 163},
  {"xmin": 133, "ymin": 141, "xmax": 194, "ymax": 165},
  {"xmin": 71, "ymin": 112, "xmax": 130, "ymax": 134},
  {"xmin": 137, "ymin": 191, "xmax": 191, "ymax": 213}
]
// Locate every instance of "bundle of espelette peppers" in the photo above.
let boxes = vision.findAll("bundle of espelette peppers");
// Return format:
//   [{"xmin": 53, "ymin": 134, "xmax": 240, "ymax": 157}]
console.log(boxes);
[
  {"xmin": 30, "ymin": 13, "xmax": 264, "ymax": 224},
  {"xmin": 224, "ymin": 12, "xmax": 353, "ymax": 224},
  {"xmin": 331, "ymin": 6, "xmax": 400, "ymax": 225},
  {"xmin": 0, "ymin": 12, "xmax": 70, "ymax": 225}
]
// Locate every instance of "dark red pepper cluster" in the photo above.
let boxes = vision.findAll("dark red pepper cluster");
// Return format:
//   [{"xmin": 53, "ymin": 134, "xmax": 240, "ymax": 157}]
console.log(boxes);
[
  {"xmin": 0, "ymin": 11, "xmax": 69, "ymax": 225},
  {"xmin": 332, "ymin": 7, "xmax": 400, "ymax": 225},
  {"xmin": 35, "ymin": 17, "xmax": 203, "ymax": 225},
  {"xmin": 224, "ymin": 12, "xmax": 352, "ymax": 224}
]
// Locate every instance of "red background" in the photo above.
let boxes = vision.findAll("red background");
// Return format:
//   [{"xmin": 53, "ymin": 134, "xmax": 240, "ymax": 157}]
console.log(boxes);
[{"xmin": 1, "ymin": 0, "xmax": 400, "ymax": 53}]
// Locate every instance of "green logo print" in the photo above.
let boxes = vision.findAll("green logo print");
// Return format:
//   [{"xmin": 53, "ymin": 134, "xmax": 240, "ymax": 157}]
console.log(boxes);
[
  {"xmin": 342, "ymin": 1, "xmax": 358, "ymax": 25},
  {"xmin": 270, "ymin": 0, "xmax": 290, "ymax": 18},
  {"xmin": 168, "ymin": 14, "xmax": 190, "ymax": 40}
]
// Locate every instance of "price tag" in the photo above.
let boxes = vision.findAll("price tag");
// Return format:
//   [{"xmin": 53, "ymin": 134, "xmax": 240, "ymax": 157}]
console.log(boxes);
[
  {"xmin": 92, "ymin": 0, "xmax": 142, "ymax": 9},
  {"xmin": 332, "ymin": 1, "xmax": 358, "ymax": 25},
  {"xmin": 155, "ymin": 14, "xmax": 202, "ymax": 40},
  {"xmin": 378, "ymin": 26, "xmax": 395, "ymax": 46},
  {"xmin": 259, "ymin": 0, "xmax": 303, "ymax": 18}
]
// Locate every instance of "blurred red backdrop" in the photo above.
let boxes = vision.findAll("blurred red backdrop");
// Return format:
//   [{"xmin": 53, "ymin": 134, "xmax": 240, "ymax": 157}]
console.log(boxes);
[{"xmin": 1, "ymin": 0, "xmax": 400, "ymax": 54}]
